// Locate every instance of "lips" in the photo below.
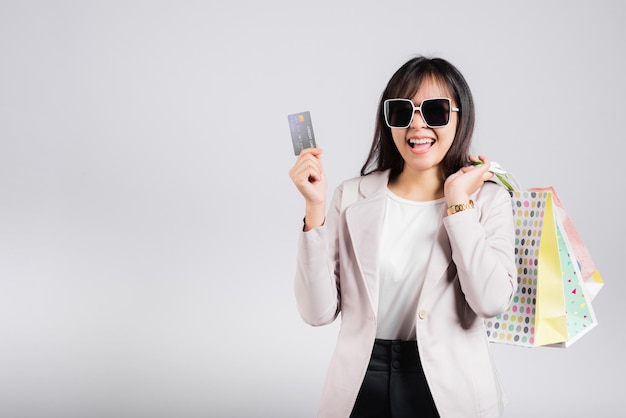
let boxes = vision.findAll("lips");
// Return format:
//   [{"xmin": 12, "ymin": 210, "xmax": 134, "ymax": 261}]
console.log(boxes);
[{"xmin": 408, "ymin": 138, "xmax": 434, "ymax": 149}]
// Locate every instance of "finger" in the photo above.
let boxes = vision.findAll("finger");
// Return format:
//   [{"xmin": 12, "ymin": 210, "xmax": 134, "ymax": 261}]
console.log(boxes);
[
  {"xmin": 468, "ymin": 155, "xmax": 490, "ymax": 174},
  {"xmin": 297, "ymin": 147, "xmax": 323, "ymax": 161},
  {"xmin": 291, "ymin": 148, "xmax": 323, "ymax": 174},
  {"xmin": 301, "ymin": 148, "xmax": 324, "ymax": 175},
  {"xmin": 295, "ymin": 157, "xmax": 324, "ymax": 184},
  {"xmin": 292, "ymin": 165, "xmax": 321, "ymax": 186},
  {"xmin": 472, "ymin": 155, "xmax": 494, "ymax": 181}
]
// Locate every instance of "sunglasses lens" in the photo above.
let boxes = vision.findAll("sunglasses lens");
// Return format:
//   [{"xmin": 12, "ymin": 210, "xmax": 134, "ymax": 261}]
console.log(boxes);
[
  {"xmin": 421, "ymin": 99, "xmax": 450, "ymax": 127},
  {"xmin": 386, "ymin": 100, "xmax": 414, "ymax": 127}
]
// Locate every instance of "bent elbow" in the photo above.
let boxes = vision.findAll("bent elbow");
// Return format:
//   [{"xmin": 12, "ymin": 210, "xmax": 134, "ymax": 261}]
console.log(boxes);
[
  {"xmin": 297, "ymin": 303, "xmax": 339, "ymax": 327},
  {"xmin": 475, "ymin": 301, "xmax": 512, "ymax": 319},
  {"xmin": 472, "ymin": 276, "xmax": 517, "ymax": 319}
]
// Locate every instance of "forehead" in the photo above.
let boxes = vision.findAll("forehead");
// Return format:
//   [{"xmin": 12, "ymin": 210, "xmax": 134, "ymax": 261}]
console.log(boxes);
[{"xmin": 409, "ymin": 76, "xmax": 453, "ymax": 101}]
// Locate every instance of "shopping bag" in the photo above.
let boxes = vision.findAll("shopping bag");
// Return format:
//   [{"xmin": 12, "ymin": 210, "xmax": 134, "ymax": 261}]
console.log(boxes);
[
  {"xmin": 484, "ymin": 166, "xmax": 600, "ymax": 348},
  {"xmin": 542, "ymin": 187, "xmax": 604, "ymax": 301}
]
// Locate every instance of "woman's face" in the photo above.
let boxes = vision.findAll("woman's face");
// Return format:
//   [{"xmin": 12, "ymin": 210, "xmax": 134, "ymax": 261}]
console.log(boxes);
[{"xmin": 390, "ymin": 77, "xmax": 458, "ymax": 177}]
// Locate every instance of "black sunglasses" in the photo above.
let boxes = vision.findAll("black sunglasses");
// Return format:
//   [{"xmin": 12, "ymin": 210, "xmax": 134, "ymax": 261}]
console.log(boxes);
[{"xmin": 384, "ymin": 98, "xmax": 459, "ymax": 129}]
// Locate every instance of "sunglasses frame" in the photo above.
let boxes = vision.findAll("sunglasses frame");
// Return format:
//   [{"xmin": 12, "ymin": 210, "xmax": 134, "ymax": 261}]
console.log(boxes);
[{"xmin": 384, "ymin": 98, "xmax": 459, "ymax": 129}]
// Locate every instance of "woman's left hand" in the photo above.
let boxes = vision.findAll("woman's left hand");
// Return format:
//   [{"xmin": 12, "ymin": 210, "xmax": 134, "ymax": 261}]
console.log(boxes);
[{"xmin": 443, "ymin": 154, "xmax": 494, "ymax": 207}]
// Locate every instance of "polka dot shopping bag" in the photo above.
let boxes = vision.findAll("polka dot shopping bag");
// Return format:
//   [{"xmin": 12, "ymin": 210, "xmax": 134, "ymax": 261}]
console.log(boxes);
[{"xmin": 483, "ymin": 165, "xmax": 602, "ymax": 348}]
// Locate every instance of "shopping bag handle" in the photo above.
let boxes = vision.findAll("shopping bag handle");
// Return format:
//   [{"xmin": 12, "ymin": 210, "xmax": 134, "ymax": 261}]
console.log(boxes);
[{"xmin": 472, "ymin": 161, "xmax": 522, "ymax": 192}]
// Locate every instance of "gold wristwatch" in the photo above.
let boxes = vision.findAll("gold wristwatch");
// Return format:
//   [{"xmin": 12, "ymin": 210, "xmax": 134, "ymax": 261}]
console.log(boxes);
[{"xmin": 447, "ymin": 200, "xmax": 475, "ymax": 216}]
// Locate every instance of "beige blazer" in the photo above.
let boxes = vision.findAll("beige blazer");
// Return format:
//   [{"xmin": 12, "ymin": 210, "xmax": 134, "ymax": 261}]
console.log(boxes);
[{"xmin": 295, "ymin": 170, "xmax": 517, "ymax": 418}]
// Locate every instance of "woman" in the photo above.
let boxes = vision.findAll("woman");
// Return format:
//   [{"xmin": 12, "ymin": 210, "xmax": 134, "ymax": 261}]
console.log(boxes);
[{"xmin": 289, "ymin": 56, "xmax": 517, "ymax": 418}]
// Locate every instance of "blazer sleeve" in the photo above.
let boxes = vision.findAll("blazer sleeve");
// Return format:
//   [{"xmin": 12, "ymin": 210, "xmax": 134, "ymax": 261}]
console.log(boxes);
[
  {"xmin": 293, "ymin": 185, "xmax": 343, "ymax": 326},
  {"xmin": 443, "ymin": 182, "xmax": 517, "ymax": 318}
]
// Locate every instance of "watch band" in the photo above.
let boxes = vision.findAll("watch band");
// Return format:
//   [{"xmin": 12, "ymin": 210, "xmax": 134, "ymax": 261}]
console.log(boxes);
[{"xmin": 447, "ymin": 200, "xmax": 475, "ymax": 216}]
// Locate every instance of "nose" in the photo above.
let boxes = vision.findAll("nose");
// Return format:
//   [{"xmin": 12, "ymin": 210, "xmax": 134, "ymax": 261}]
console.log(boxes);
[{"xmin": 410, "ymin": 109, "xmax": 427, "ymax": 129}]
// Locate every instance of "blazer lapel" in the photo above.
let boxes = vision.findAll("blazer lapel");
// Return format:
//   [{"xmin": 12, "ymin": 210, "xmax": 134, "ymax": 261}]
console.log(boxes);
[{"xmin": 344, "ymin": 172, "xmax": 388, "ymax": 315}]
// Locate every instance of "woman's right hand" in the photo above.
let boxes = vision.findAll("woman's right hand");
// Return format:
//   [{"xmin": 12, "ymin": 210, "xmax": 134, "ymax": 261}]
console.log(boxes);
[{"xmin": 289, "ymin": 147, "xmax": 327, "ymax": 230}]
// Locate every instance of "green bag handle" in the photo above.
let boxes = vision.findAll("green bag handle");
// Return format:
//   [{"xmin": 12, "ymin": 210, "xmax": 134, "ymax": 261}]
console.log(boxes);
[{"xmin": 472, "ymin": 161, "xmax": 522, "ymax": 192}]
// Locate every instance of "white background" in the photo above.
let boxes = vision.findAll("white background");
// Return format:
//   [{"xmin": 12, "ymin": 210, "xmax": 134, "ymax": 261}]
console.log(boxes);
[{"xmin": 1, "ymin": 1, "xmax": 623, "ymax": 417}]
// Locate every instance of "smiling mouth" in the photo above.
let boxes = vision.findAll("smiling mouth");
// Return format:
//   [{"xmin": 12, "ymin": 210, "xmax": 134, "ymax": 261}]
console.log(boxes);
[{"xmin": 408, "ymin": 138, "xmax": 434, "ymax": 149}]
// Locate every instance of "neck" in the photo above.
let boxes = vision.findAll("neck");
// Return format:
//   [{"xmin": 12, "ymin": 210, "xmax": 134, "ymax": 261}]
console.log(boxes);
[{"xmin": 388, "ymin": 168, "xmax": 444, "ymax": 201}]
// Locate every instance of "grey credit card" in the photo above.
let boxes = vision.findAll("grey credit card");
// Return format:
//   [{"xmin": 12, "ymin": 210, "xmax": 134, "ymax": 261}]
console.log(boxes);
[{"xmin": 287, "ymin": 111, "xmax": 316, "ymax": 155}]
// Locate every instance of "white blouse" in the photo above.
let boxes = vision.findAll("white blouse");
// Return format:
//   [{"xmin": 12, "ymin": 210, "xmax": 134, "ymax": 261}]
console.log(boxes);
[{"xmin": 376, "ymin": 189, "xmax": 447, "ymax": 340}]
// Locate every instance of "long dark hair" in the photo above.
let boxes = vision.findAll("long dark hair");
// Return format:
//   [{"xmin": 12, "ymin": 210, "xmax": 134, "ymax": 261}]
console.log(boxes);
[{"xmin": 360, "ymin": 56, "xmax": 475, "ymax": 180}]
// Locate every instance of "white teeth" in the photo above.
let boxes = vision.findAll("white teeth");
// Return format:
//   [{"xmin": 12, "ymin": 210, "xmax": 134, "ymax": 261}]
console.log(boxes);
[{"xmin": 409, "ymin": 138, "xmax": 433, "ymax": 145}]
